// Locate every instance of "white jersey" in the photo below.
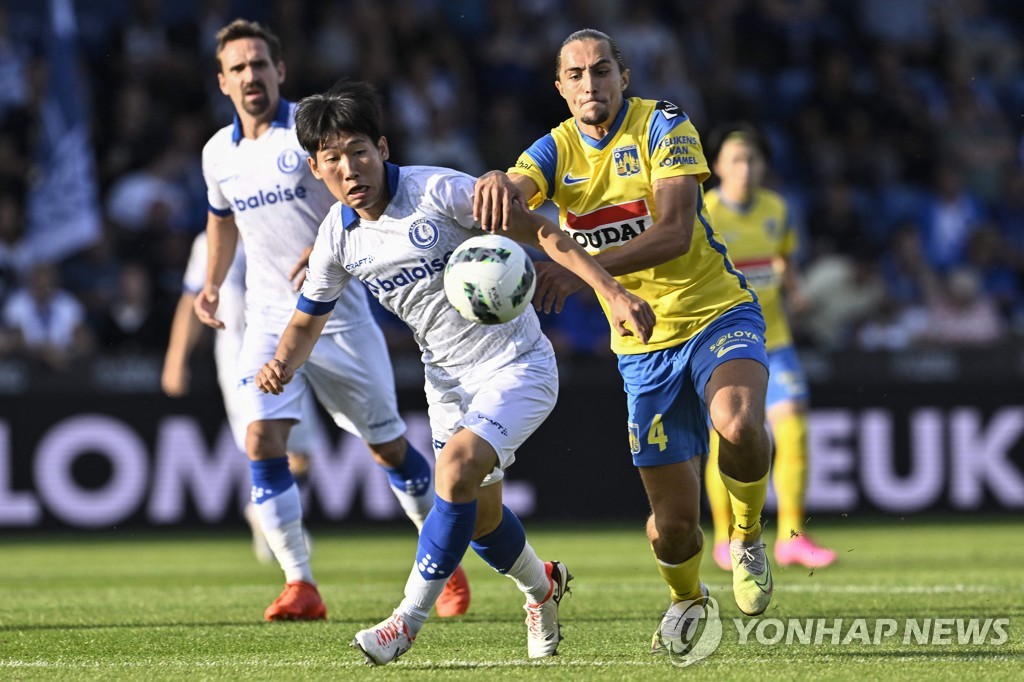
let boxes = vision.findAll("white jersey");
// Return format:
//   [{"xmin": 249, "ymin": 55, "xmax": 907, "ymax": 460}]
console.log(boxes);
[
  {"xmin": 301, "ymin": 164, "xmax": 545, "ymax": 372},
  {"xmin": 201, "ymin": 99, "xmax": 371, "ymax": 335},
  {"xmin": 182, "ymin": 231, "xmax": 246, "ymax": 373}
]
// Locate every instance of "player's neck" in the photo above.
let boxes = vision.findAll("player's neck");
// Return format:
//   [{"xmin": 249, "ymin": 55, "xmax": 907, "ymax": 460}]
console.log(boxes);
[
  {"xmin": 718, "ymin": 185, "xmax": 754, "ymax": 209},
  {"xmin": 237, "ymin": 105, "xmax": 278, "ymax": 140}
]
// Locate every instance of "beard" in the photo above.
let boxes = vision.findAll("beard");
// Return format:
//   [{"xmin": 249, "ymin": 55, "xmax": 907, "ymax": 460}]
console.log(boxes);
[
  {"xmin": 240, "ymin": 85, "xmax": 270, "ymax": 116},
  {"xmin": 579, "ymin": 102, "xmax": 611, "ymax": 127}
]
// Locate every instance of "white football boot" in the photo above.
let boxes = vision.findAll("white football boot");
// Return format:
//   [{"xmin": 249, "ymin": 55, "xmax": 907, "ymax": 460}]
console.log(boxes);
[
  {"xmin": 651, "ymin": 582, "xmax": 710, "ymax": 654},
  {"xmin": 525, "ymin": 561, "xmax": 573, "ymax": 658},
  {"xmin": 351, "ymin": 612, "xmax": 415, "ymax": 666}
]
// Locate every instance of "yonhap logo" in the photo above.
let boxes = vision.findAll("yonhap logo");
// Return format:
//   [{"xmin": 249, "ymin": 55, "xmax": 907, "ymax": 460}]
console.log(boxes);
[{"xmin": 277, "ymin": 149, "xmax": 304, "ymax": 173}]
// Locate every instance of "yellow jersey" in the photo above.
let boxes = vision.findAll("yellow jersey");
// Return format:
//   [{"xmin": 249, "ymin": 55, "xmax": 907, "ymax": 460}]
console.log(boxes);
[
  {"xmin": 703, "ymin": 187, "xmax": 795, "ymax": 350},
  {"xmin": 511, "ymin": 97, "xmax": 755, "ymax": 354}
]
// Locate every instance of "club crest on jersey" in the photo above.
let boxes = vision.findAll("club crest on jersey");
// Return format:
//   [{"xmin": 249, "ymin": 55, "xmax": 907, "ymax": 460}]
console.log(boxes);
[
  {"xmin": 277, "ymin": 149, "xmax": 303, "ymax": 174},
  {"xmin": 628, "ymin": 422, "xmax": 641, "ymax": 455},
  {"xmin": 409, "ymin": 218, "xmax": 440, "ymax": 249},
  {"xmin": 613, "ymin": 144, "xmax": 641, "ymax": 177}
]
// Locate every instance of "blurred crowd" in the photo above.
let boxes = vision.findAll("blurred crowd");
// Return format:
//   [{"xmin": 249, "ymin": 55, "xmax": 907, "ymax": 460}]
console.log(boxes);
[{"xmin": 0, "ymin": 0, "xmax": 1022, "ymax": 373}]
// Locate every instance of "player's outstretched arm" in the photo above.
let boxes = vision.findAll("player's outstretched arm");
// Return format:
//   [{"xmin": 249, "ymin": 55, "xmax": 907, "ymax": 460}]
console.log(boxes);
[
  {"xmin": 255, "ymin": 310, "xmax": 329, "ymax": 395},
  {"xmin": 505, "ymin": 201, "xmax": 655, "ymax": 343},
  {"xmin": 473, "ymin": 171, "xmax": 537, "ymax": 232}
]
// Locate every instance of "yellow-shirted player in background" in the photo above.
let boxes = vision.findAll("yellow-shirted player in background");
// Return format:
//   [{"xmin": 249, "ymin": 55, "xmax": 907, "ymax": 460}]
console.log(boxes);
[
  {"xmin": 704, "ymin": 122, "xmax": 836, "ymax": 570},
  {"xmin": 475, "ymin": 29, "xmax": 775, "ymax": 653}
]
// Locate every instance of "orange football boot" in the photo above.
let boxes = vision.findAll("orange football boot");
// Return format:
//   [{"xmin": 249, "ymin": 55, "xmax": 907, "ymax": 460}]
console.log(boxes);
[
  {"xmin": 264, "ymin": 581, "xmax": 327, "ymax": 621},
  {"xmin": 435, "ymin": 565, "xmax": 471, "ymax": 617}
]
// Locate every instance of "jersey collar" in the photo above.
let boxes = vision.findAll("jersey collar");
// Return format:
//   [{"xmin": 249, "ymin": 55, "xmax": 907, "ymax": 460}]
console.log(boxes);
[
  {"xmin": 341, "ymin": 162, "xmax": 401, "ymax": 229},
  {"xmin": 231, "ymin": 98, "xmax": 292, "ymax": 145},
  {"xmin": 575, "ymin": 98, "xmax": 630, "ymax": 150}
]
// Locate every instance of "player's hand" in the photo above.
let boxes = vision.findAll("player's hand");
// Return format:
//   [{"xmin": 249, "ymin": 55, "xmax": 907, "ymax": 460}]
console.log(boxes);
[
  {"xmin": 606, "ymin": 289, "xmax": 656, "ymax": 344},
  {"xmin": 289, "ymin": 246, "xmax": 313, "ymax": 291},
  {"xmin": 193, "ymin": 285, "xmax": 225, "ymax": 329},
  {"xmin": 533, "ymin": 261, "xmax": 584, "ymax": 314},
  {"xmin": 474, "ymin": 171, "xmax": 525, "ymax": 232},
  {"xmin": 161, "ymin": 364, "xmax": 189, "ymax": 397},
  {"xmin": 256, "ymin": 358, "xmax": 294, "ymax": 395}
]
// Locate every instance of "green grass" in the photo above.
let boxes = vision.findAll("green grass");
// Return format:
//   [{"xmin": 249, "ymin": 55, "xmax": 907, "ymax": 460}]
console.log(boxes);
[{"xmin": 2, "ymin": 518, "xmax": 1022, "ymax": 680}]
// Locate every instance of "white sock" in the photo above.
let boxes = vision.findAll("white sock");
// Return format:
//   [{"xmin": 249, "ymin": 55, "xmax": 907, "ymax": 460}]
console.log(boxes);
[
  {"xmin": 251, "ymin": 483, "xmax": 313, "ymax": 584},
  {"xmin": 391, "ymin": 484, "xmax": 434, "ymax": 532},
  {"xmin": 505, "ymin": 542, "xmax": 550, "ymax": 604},
  {"xmin": 396, "ymin": 568, "xmax": 447, "ymax": 637}
]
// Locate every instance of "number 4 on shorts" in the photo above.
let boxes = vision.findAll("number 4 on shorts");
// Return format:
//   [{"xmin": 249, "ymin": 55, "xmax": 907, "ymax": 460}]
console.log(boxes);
[{"xmin": 647, "ymin": 414, "xmax": 668, "ymax": 451}]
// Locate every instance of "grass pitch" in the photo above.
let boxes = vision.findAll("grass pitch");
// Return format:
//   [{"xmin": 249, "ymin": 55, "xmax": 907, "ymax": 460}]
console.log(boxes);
[{"xmin": 2, "ymin": 517, "xmax": 1021, "ymax": 680}]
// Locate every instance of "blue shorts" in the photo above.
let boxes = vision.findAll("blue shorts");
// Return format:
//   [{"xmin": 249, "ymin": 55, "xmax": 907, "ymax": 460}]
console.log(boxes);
[
  {"xmin": 765, "ymin": 345, "xmax": 809, "ymax": 409},
  {"xmin": 618, "ymin": 303, "xmax": 768, "ymax": 467}
]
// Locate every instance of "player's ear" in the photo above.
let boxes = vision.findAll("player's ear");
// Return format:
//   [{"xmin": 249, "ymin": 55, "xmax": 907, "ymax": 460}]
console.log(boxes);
[
  {"xmin": 306, "ymin": 155, "xmax": 322, "ymax": 179},
  {"xmin": 378, "ymin": 136, "xmax": 389, "ymax": 161},
  {"xmin": 554, "ymin": 78, "xmax": 566, "ymax": 100},
  {"xmin": 620, "ymin": 67, "xmax": 630, "ymax": 92},
  {"xmin": 277, "ymin": 59, "xmax": 286, "ymax": 85},
  {"xmin": 217, "ymin": 71, "xmax": 228, "ymax": 96}
]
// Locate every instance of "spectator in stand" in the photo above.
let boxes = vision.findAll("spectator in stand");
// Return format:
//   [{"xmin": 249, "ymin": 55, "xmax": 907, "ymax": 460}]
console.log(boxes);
[{"xmin": 1, "ymin": 261, "xmax": 93, "ymax": 370}]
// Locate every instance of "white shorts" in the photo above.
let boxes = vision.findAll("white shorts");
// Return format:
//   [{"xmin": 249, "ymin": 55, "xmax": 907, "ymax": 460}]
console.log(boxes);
[
  {"xmin": 425, "ymin": 339, "xmax": 558, "ymax": 486},
  {"xmin": 221, "ymin": 349, "xmax": 319, "ymax": 454},
  {"xmin": 236, "ymin": 324, "xmax": 406, "ymax": 445}
]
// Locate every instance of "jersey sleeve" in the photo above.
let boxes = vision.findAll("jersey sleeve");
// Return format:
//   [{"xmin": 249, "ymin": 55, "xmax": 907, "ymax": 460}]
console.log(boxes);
[
  {"xmin": 297, "ymin": 215, "xmax": 351, "ymax": 316},
  {"xmin": 647, "ymin": 105, "xmax": 710, "ymax": 185},
  {"xmin": 426, "ymin": 169, "xmax": 478, "ymax": 230},
  {"xmin": 778, "ymin": 199, "xmax": 798, "ymax": 258},
  {"xmin": 509, "ymin": 133, "xmax": 556, "ymax": 210},
  {"xmin": 201, "ymin": 141, "xmax": 232, "ymax": 217},
  {"xmin": 181, "ymin": 234, "xmax": 207, "ymax": 294}
]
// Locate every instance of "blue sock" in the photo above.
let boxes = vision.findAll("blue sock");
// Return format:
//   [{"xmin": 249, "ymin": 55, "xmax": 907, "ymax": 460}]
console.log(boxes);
[
  {"xmin": 383, "ymin": 443, "xmax": 432, "ymax": 496},
  {"xmin": 250, "ymin": 457, "xmax": 295, "ymax": 504},
  {"xmin": 416, "ymin": 496, "xmax": 476, "ymax": 581},
  {"xmin": 470, "ymin": 505, "xmax": 527, "ymax": 574}
]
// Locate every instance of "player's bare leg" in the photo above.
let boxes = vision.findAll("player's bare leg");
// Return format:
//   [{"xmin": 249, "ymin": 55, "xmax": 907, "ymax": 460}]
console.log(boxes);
[{"xmin": 707, "ymin": 359, "xmax": 773, "ymax": 616}]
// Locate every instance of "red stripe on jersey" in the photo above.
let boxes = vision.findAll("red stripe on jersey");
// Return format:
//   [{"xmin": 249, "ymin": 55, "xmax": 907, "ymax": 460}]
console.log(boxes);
[
  {"xmin": 566, "ymin": 200, "xmax": 648, "ymax": 232},
  {"xmin": 732, "ymin": 257, "xmax": 774, "ymax": 269}
]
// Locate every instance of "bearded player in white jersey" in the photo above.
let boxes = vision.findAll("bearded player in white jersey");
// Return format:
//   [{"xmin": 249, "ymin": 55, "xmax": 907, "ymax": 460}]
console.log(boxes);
[
  {"xmin": 194, "ymin": 19, "xmax": 470, "ymax": 622},
  {"xmin": 254, "ymin": 79, "xmax": 654, "ymax": 665}
]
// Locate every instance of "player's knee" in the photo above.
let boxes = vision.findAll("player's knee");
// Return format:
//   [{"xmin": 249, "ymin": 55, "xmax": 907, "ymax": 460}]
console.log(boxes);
[
  {"xmin": 647, "ymin": 511, "xmax": 700, "ymax": 545},
  {"xmin": 246, "ymin": 423, "xmax": 289, "ymax": 461},
  {"xmin": 434, "ymin": 448, "xmax": 490, "ymax": 500},
  {"xmin": 367, "ymin": 436, "xmax": 408, "ymax": 468},
  {"xmin": 715, "ymin": 415, "xmax": 767, "ymax": 453}
]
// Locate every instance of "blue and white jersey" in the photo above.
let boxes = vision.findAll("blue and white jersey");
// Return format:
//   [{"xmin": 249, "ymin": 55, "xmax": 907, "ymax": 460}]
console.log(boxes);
[
  {"xmin": 300, "ymin": 164, "xmax": 544, "ymax": 372},
  {"xmin": 201, "ymin": 99, "xmax": 371, "ymax": 335}
]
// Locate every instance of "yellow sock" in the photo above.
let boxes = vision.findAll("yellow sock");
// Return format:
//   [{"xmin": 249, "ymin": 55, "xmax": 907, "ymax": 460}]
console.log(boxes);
[
  {"xmin": 653, "ymin": 539, "xmax": 704, "ymax": 604},
  {"xmin": 720, "ymin": 470, "xmax": 769, "ymax": 542},
  {"xmin": 773, "ymin": 412, "xmax": 808, "ymax": 539},
  {"xmin": 705, "ymin": 430, "xmax": 732, "ymax": 545}
]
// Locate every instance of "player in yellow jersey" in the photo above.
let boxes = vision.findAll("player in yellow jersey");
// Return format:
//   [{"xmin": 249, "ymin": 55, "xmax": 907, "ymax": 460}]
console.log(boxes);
[
  {"xmin": 703, "ymin": 123, "xmax": 836, "ymax": 570},
  {"xmin": 474, "ymin": 29, "xmax": 775, "ymax": 651}
]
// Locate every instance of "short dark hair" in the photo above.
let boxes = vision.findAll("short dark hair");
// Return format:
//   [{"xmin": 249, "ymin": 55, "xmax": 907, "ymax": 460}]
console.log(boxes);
[
  {"xmin": 294, "ymin": 79, "xmax": 384, "ymax": 156},
  {"xmin": 706, "ymin": 121, "xmax": 772, "ymax": 163},
  {"xmin": 215, "ymin": 19, "xmax": 282, "ymax": 69},
  {"xmin": 555, "ymin": 29, "xmax": 627, "ymax": 79}
]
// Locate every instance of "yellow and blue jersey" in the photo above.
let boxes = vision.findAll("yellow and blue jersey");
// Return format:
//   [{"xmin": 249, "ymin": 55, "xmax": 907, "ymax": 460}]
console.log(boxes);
[
  {"xmin": 510, "ymin": 97, "xmax": 755, "ymax": 354},
  {"xmin": 703, "ymin": 187, "xmax": 795, "ymax": 351}
]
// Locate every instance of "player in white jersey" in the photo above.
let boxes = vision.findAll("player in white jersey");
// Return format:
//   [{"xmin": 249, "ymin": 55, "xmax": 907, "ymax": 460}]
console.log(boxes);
[
  {"xmin": 161, "ymin": 231, "xmax": 319, "ymax": 565},
  {"xmin": 254, "ymin": 79, "xmax": 654, "ymax": 665},
  {"xmin": 193, "ymin": 20, "xmax": 470, "ymax": 622}
]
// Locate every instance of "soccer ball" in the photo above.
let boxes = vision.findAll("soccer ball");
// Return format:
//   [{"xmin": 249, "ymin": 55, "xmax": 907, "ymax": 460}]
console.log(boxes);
[{"xmin": 443, "ymin": 234, "xmax": 536, "ymax": 324}]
